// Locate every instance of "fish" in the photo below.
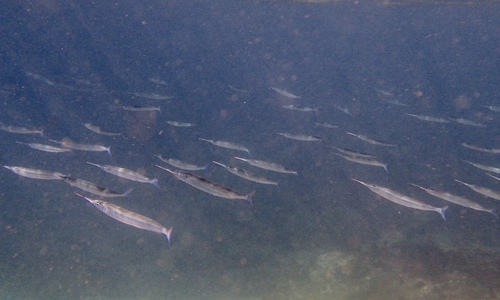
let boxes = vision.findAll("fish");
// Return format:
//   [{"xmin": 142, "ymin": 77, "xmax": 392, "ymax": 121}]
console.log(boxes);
[
  {"xmin": 156, "ymin": 165, "xmax": 255, "ymax": 205},
  {"xmin": 331, "ymin": 147, "xmax": 377, "ymax": 159},
  {"xmin": 462, "ymin": 160, "xmax": 500, "ymax": 174},
  {"xmin": 351, "ymin": 178, "xmax": 447, "ymax": 220},
  {"xmin": 487, "ymin": 173, "xmax": 500, "ymax": 182},
  {"xmin": 482, "ymin": 105, "xmax": 500, "ymax": 112},
  {"xmin": 277, "ymin": 133, "xmax": 323, "ymax": 142},
  {"xmin": 83, "ymin": 123, "xmax": 122, "ymax": 136},
  {"xmin": 270, "ymin": 87, "xmax": 300, "ymax": 99},
  {"xmin": 346, "ymin": 132, "xmax": 396, "ymax": 147},
  {"xmin": 166, "ymin": 121, "xmax": 196, "ymax": 127},
  {"xmin": 461, "ymin": 143, "xmax": 500, "ymax": 154},
  {"xmin": 233, "ymin": 156, "xmax": 298, "ymax": 175},
  {"xmin": 122, "ymin": 105, "xmax": 161, "ymax": 113},
  {"xmin": 281, "ymin": 105, "xmax": 319, "ymax": 113},
  {"xmin": 449, "ymin": 117, "xmax": 486, "ymax": 127},
  {"xmin": 314, "ymin": 122, "xmax": 338, "ymax": 129},
  {"xmin": 336, "ymin": 153, "xmax": 388, "ymax": 173},
  {"xmin": 130, "ymin": 92, "xmax": 173, "ymax": 100},
  {"xmin": 87, "ymin": 162, "xmax": 159, "ymax": 187},
  {"xmin": 199, "ymin": 138, "xmax": 251, "ymax": 155},
  {"xmin": 155, "ymin": 155, "xmax": 207, "ymax": 171},
  {"xmin": 74, "ymin": 193, "xmax": 172, "ymax": 245},
  {"xmin": 26, "ymin": 71, "xmax": 56, "ymax": 86},
  {"xmin": 51, "ymin": 139, "xmax": 111, "ymax": 155},
  {"xmin": 15, "ymin": 141, "xmax": 71, "ymax": 153},
  {"xmin": 454, "ymin": 179, "xmax": 500, "ymax": 201},
  {"xmin": 60, "ymin": 176, "xmax": 132, "ymax": 198},
  {"xmin": 3, "ymin": 165, "xmax": 66, "ymax": 180},
  {"xmin": 228, "ymin": 85, "xmax": 250, "ymax": 93},
  {"xmin": 0, "ymin": 123, "xmax": 43, "ymax": 136},
  {"xmin": 212, "ymin": 161, "xmax": 278, "ymax": 185},
  {"xmin": 411, "ymin": 183, "xmax": 497, "ymax": 218},
  {"xmin": 334, "ymin": 105, "xmax": 353, "ymax": 116},
  {"xmin": 148, "ymin": 78, "xmax": 168, "ymax": 86},
  {"xmin": 406, "ymin": 114, "xmax": 450, "ymax": 123}
]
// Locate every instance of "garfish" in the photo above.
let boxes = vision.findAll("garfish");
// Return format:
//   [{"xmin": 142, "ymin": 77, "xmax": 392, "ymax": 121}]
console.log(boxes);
[
  {"xmin": 315, "ymin": 122, "xmax": 338, "ymax": 129},
  {"xmin": 277, "ymin": 133, "xmax": 322, "ymax": 142},
  {"xmin": 352, "ymin": 178, "xmax": 447, "ymax": 220},
  {"xmin": 166, "ymin": 121, "xmax": 195, "ymax": 127},
  {"xmin": 74, "ymin": 193, "xmax": 172, "ymax": 245},
  {"xmin": 0, "ymin": 123, "xmax": 43, "ymax": 136},
  {"xmin": 281, "ymin": 105, "xmax": 319, "ymax": 113},
  {"xmin": 336, "ymin": 153, "xmax": 388, "ymax": 173},
  {"xmin": 130, "ymin": 92, "xmax": 173, "ymax": 100},
  {"xmin": 462, "ymin": 160, "xmax": 500, "ymax": 174},
  {"xmin": 482, "ymin": 105, "xmax": 500, "ymax": 112},
  {"xmin": 406, "ymin": 114, "xmax": 449, "ymax": 123},
  {"xmin": 60, "ymin": 176, "xmax": 132, "ymax": 198},
  {"xmin": 270, "ymin": 87, "xmax": 300, "ymax": 99},
  {"xmin": 213, "ymin": 161, "xmax": 278, "ymax": 186},
  {"xmin": 461, "ymin": 143, "xmax": 500, "ymax": 154},
  {"xmin": 83, "ymin": 123, "xmax": 121, "ymax": 136},
  {"xmin": 3, "ymin": 165, "xmax": 66, "ymax": 180},
  {"xmin": 156, "ymin": 165, "xmax": 255, "ymax": 205},
  {"xmin": 15, "ymin": 141, "xmax": 71, "ymax": 153},
  {"xmin": 155, "ymin": 155, "xmax": 207, "ymax": 171},
  {"xmin": 411, "ymin": 183, "xmax": 497, "ymax": 218},
  {"xmin": 487, "ymin": 173, "xmax": 500, "ymax": 182},
  {"xmin": 454, "ymin": 179, "xmax": 500, "ymax": 201},
  {"xmin": 233, "ymin": 156, "xmax": 298, "ymax": 175},
  {"xmin": 449, "ymin": 117, "xmax": 486, "ymax": 127},
  {"xmin": 51, "ymin": 139, "xmax": 111, "ymax": 155},
  {"xmin": 199, "ymin": 138, "xmax": 251, "ymax": 155},
  {"xmin": 122, "ymin": 105, "xmax": 161, "ymax": 113},
  {"xmin": 346, "ymin": 132, "xmax": 396, "ymax": 147},
  {"xmin": 332, "ymin": 147, "xmax": 376, "ymax": 159},
  {"xmin": 334, "ymin": 105, "xmax": 353, "ymax": 116},
  {"xmin": 87, "ymin": 162, "xmax": 159, "ymax": 187}
]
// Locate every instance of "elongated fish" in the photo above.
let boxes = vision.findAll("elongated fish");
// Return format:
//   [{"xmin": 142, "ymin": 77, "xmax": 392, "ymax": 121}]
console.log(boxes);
[
  {"xmin": 3, "ymin": 165, "xmax": 66, "ymax": 180},
  {"xmin": 449, "ymin": 117, "xmax": 486, "ymax": 127},
  {"xmin": 51, "ymin": 139, "xmax": 111, "ymax": 155},
  {"xmin": 461, "ymin": 143, "xmax": 500, "ymax": 154},
  {"xmin": 336, "ymin": 153, "xmax": 388, "ymax": 173},
  {"xmin": 156, "ymin": 165, "xmax": 255, "ymax": 205},
  {"xmin": 0, "ymin": 123, "xmax": 43, "ymax": 136},
  {"xmin": 270, "ymin": 87, "xmax": 300, "ymax": 99},
  {"xmin": 332, "ymin": 147, "xmax": 376, "ymax": 159},
  {"xmin": 199, "ymin": 138, "xmax": 251, "ymax": 155},
  {"xmin": 411, "ymin": 183, "xmax": 496, "ymax": 217},
  {"xmin": 352, "ymin": 179, "xmax": 447, "ymax": 220},
  {"xmin": 83, "ymin": 123, "xmax": 121, "ymax": 136},
  {"xmin": 454, "ymin": 179, "xmax": 500, "ymax": 201},
  {"xmin": 346, "ymin": 132, "xmax": 396, "ymax": 147},
  {"xmin": 122, "ymin": 105, "xmax": 161, "ymax": 113},
  {"xmin": 15, "ymin": 141, "xmax": 71, "ymax": 153},
  {"xmin": 166, "ymin": 121, "xmax": 195, "ymax": 127},
  {"xmin": 281, "ymin": 105, "xmax": 319, "ymax": 113},
  {"xmin": 60, "ymin": 176, "xmax": 132, "ymax": 198},
  {"xmin": 74, "ymin": 193, "xmax": 172, "ymax": 245},
  {"xmin": 87, "ymin": 162, "xmax": 159, "ymax": 187},
  {"xmin": 155, "ymin": 155, "xmax": 207, "ymax": 171},
  {"xmin": 406, "ymin": 114, "xmax": 449, "ymax": 123},
  {"xmin": 130, "ymin": 92, "xmax": 173, "ymax": 100},
  {"xmin": 482, "ymin": 105, "xmax": 500, "ymax": 112},
  {"xmin": 233, "ymin": 156, "xmax": 298, "ymax": 175},
  {"xmin": 213, "ymin": 161, "xmax": 278, "ymax": 185},
  {"xmin": 462, "ymin": 160, "xmax": 500, "ymax": 174},
  {"xmin": 315, "ymin": 122, "xmax": 338, "ymax": 129},
  {"xmin": 277, "ymin": 133, "xmax": 322, "ymax": 142}
]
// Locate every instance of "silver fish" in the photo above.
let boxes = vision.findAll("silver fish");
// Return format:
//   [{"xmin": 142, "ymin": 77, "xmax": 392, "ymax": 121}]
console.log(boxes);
[
  {"xmin": 166, "ymin": 121, "xmax": 195, "ymax": 127},
  {"xmin": 449, "ymin": 117, "xmax": 486, "ymax": 127},
  {"xmin": 411, "ymin": 183, "xmax": 496, "ymax": 218},
  {"xmin": 130, "ymin": 92, "xmax": 172, "ymax": 100},
  {"xmin": 332, "ymin": 147, "xmax": 376, "ymax": 159},
  {"xmin": 334, "ymin": 105, "xmax": 353, "ymax": 116},
  {"xmin": 461, "ymin": 143, "xmax": 500, "ymax": 154},
  {"xmin": 156, "ymin": 165, "xmax": 255, "ymax": 205},
  {"xmin": 281, "ymin": 105, "xmax": 319, "ymax": 113},
  {"xmin": 346, "ymin": 132, "xmax": 396, "ymax": 147},
  {"xmin": 15, "ymin": 141, "xmax": 71, "ymax": 153},
  {"xmin": 83, "ymin": 123, "xmax": 121, "ymax": 136},
  {"xmin": 462, "ymin": 160, "xmax": 500, "ymax": 174},
  {"xmin": 407, "ymin": 114, "xmax": 450, "ymax": 123},
  {"xmin": 270, "ymin": 87, "xmax": 300, "ymax": 99},
  {"xmin": 213, "ymin": 161, "xmax": 278, "ymax": 186},
  {"xmin": 454, "ymin": 179, "xmax": 500, "ymax": 201},
  {"xmin": 315, "ymin": 122, "xmax": 338, "ymax": 129},
  {"xmin": 199, "ymin": 138, "xmax": 251, "ymax": 155},
  {"xmin": 0, "ymin": 123, "xmax": 43, "ymax": 136},
  {"xmin": 4, "ymin": 165, "xmax": 65, "ymax": 180},
  {"xmin": 233, "ymin": 156, "xmax": 298, "ymax": 175},
  {"xmin": 336, "ymin": 153, "xmax": 388, "ymax": 173},
  {"xmin": 60, "ymin": 176, "xmax": 132, "ymax": 198},
  {"xmin": 487, "ymin": 173, "xmax": 500, "ymax": 182},
  {"xmin": 352, "ymin": 178, "xmax": 447, "ymax": 220},
  {"xmin": 75, "ymin": 193, "xmax": 172, "ymax": 245},
  {"xmin": 155, "ymin": 155, "xmax": 206, "ymax": 171},
  {"xmin": 122, "ymin": 105, "xmax": 161, "ymax": 113},
  {"xmin": 51, "ymin": 139, "xmax": 111, "ymax": 155},
  {"xmin": 87, "ymin": 162, "xmax": 159, "ymax": 187},
  {"xmin": 482, "ymin": 105, "xmax": 500, "ymax": 112},
  {"xmin": 277, "ymin": 133, "xmax": 322, "ymax": 142}
]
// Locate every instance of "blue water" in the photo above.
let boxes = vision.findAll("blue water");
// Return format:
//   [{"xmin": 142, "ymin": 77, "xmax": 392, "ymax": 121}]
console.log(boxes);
[{"xmin": 0, "ymin": 1, "xmax": 499, "ymax": 299}]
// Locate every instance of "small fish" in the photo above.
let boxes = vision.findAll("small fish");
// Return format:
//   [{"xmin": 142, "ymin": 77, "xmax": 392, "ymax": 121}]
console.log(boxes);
[
  {"xmin": 281, "ymin": 105, "xmax": 319, "ymax": 113},
  {"xmin": 213, "ymin": 161, "xmax": 278, "ymax": 185},
  {"xmin": 406, "ymin": 114, "xmax": 449, "ymax": 123},
  {"xmin": 382, "ymin": 99, "xmax": 409, "ymax": 106},
  {"xmin": 482, "ymin": 105, "xmax": 500, "ymax": 112},
  {"xmin": 233, "ymin": 156, "xmax": 297, "ymax": 175},
  {"xmin": 51, "ymin": 139, "xmax": 111, "ymax": 155},
  {"xmin": 449, "ymin": 117, "xmax": 486, "ymax": 127},
  {"xmin": 277, "ymin": 133, "xmax": 322, "ymax": 142},
  {"xmin": 15, "ymin": 141, "xmax": 71, "ymax": 153},
  {"xmin": 122, "ymin": 105, "xmax": 161, "ymax": 113},
  {"xmin": 83, "ymin": 123, "xmax": 121, "ymax": 136},
  {"xmin": 199, "ymin": 138, "xmax": 251, "ymax": 155},
  {"xmin": 332, "ymin": 147, "xmax": 376, "ymax": 159},
  {"xmin": 60, "ymin": 176, "xmax": 132, "ymax": 198},
  {"xmin": 270, "ymin": 87, "xmax": 300, "ymax": 99},
  {"xmin": 487, "ymin": 173, "xmax": 500, "ymax": 182},
  {"xmin": 315, "ymin": 122, "xmax": 338, "ymax": 129},
  {"xmin": 87, "ymin": 162, "xmax": 159, "ymax": 187},
  {"xmin": 130, "ymin": 92, "xmax": 172, "ymax": 100},
  {"xmin": 346, "ymin": 132, "xmax": 396, "ymax": 147},
  {"xmin": 461, "ymin": 143, "xmax": 500, "ymax": 154},
  {"xmin": 3, "ymin": 165, "xmax": 66, "ymax": 180},
  {"xmin": 411, "ymin": 183, "xmax": 497, "ymax": 218},
  {"xmin": 352, "ymin": 178, "xmax": 447, "ymax": 220},
  {"xmin": 336, "ymin": 153, "xmax": 388, "ymax": 173},
  {"xmin": 166, "ymin": 121, "xmax": 196, "ymax": 127},
  {"xmin": 334, "ymin": 105, "xmax": 353, "ymax": 116},
  {"xmin": 75, "ymin": 193, "xmax": 172, "ymax": 245},
  {"xmin": 0, "ymin": 123, "xmax": 43, "ymax": 136},
  {"xmin": 26, "ymin": 71, "xmax": 56, "ymax": 86},
  {"xmin": 156, "ymin": 165, "xmax": 255, "ymax": 205},
  {"xmin": 462, "ymin": 160, "xmax": 500, "ymax": 174},
  {"xmin": 455, "ymin": 179, "xmax": 500, "ymax": 201},
  {"xmin": 155, "ymin": 155, "xmax": 207, "ymax": 171},
  {"xmin": 148, "ymin": 78, "xmax": 168, "ymax": 86}
]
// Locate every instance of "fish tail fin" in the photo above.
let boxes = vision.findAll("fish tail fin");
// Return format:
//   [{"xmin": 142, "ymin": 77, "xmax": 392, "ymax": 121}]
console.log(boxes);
[
  {"xmin": 164, "ymin": 227, "xmax": 173, "ymax": 246},
  {"xmin": 490, "ymin": 208, "xmax": 498, "ymax": 219},
  {"xmin": 151, "ymin": 179, "xmax": 160, "ymax": 189},
  {"xmin": 438, "ymin": 206, "xmax": 448, "ymax": 221},
  {"xmin": 245, "ymin": 190, "xmax": 256, "ymax": 206},
  {"xmin": 106, "ymin": 147, "xmax": 112, "ymax": 156},
  {"xmin": 124, "ymin": 188, "xmax": 133, "ymax": 198}
]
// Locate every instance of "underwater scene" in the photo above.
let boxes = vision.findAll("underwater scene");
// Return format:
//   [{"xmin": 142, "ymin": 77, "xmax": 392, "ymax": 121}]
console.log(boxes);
[{"xmin": 1, "ymin": 1, "xmax": 499, "ymax": 299}]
